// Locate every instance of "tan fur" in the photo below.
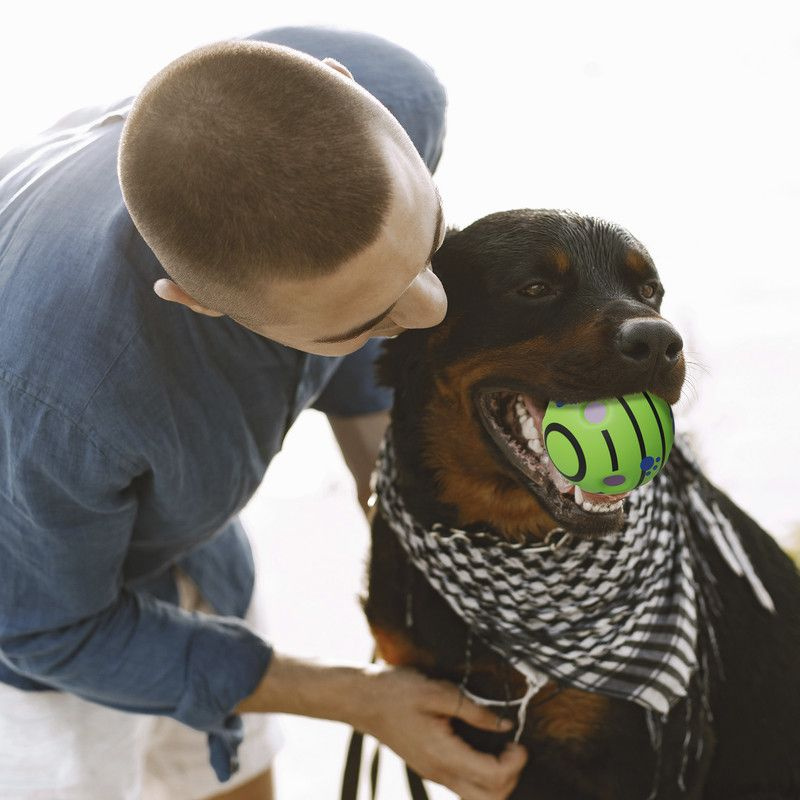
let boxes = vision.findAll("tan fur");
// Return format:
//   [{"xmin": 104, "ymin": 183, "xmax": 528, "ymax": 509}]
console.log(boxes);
[
  {"xmin": 419, "ymin": 335, "xmax": 581, "ymax": 540},
  {"xmin": 531, "ymin": 684, "xmax": 610, "ymax": 742},
  {"xmin": 370, "ymin": 625, "xmax": 435, "ymax": 669},
  {"xmin": 552, "ymin": 247, "xmax": 571, "ymax": 274},
  {"xmin": 624, "ymin": 248, "xmax": 649, "ymax": 274}
]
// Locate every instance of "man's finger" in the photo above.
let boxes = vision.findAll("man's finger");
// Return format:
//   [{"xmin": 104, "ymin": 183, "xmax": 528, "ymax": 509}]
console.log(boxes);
[
  {"xmin": 431, "ymin": 728, "xmax": 527, "ymax": 792},
  {"xmin": 498, "ymin": 742, "xmax": 528, "ymax": 774},
  {"xmin": 425, "ymin": 681, "xmax": 514, "ymax": 732}
]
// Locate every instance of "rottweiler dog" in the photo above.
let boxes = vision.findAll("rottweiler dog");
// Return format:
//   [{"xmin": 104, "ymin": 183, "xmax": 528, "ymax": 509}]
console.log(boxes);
[{"xmin": 364, "ymin": 210, "xmax": 800, "ymax": 799}]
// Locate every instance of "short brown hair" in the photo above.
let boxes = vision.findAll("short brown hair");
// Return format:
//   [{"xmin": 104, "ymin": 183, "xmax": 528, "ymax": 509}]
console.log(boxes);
[{"xmin": 118, "ymin": 39, "xmax": 392, "ymax": 315}]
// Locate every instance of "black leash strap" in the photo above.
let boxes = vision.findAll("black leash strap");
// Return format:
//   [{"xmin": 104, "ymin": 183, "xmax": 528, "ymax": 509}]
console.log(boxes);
[
  {"xmin": 340, "ymin": 727, "xmax": 367, "ymax": 800},
  {"xmin": 340, "ymin": 727, "xmax": 430, "ymax": 800}
]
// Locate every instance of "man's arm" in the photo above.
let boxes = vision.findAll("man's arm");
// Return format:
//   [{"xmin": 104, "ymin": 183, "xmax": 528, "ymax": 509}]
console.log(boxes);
[
  {"xmin": 328, "ymin": 409, "xmax": 389, "ymax": 515},
  {"xmin": 0, "ymin": 385, "xmax": 270, "ymax": 783},
  {"xmin": 236, "ymin": 653, "xmax": 526, "ymax": 800}
]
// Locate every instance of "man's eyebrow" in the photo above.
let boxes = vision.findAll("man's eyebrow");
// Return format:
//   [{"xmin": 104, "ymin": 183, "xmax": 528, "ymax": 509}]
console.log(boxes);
[{"xmin": 313, "ymin": 196, "xmax": 445, "ymax": 345}]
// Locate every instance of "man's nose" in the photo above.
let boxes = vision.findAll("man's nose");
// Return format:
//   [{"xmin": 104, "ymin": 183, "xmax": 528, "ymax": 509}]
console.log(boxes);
[{"xmin": 389, "ymin": 268, "xmax": 448, "ymax": 329}]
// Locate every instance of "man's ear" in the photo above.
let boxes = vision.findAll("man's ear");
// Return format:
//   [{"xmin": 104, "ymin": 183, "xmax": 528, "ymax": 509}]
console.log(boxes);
[
  {"xmin": 322, "ymin": 57, "xmax": 354, "ymax": 81},
  {"xmin": 153, "ymin": 279, "xmax": 225, "ymax": 317}
]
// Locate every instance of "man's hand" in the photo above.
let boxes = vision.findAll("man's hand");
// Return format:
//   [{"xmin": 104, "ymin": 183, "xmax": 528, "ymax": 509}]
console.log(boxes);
[
  {"xmin": 357, "ymin": 665, "xmax": 528, "ymax": 800},
  {"xmin": 236, "ymin": 654, "xmax": 527, "ymax": 800}
]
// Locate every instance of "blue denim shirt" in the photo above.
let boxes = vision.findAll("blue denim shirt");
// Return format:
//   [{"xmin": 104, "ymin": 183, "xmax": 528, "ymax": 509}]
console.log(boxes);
[{"xmin": 0, "ymin": 27, "xmax": 446, "ymax": 782}]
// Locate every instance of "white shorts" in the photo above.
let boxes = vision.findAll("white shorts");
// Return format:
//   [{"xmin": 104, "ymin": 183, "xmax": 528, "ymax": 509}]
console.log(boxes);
[{"xmin": 0, "ymin": 570, "xmax": 282, "ymax": 800}]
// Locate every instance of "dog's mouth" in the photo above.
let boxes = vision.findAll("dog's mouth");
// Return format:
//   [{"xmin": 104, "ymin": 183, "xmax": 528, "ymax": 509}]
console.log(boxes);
[{"xmin": 475, "ymin": 388, "xmax": 632, "ymax": 536}]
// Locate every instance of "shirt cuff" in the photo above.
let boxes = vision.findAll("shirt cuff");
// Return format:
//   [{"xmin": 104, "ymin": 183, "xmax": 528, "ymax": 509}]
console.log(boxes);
[{"xmin": 174, "ymin": 615, "xmax": 273, "ymax": 782}]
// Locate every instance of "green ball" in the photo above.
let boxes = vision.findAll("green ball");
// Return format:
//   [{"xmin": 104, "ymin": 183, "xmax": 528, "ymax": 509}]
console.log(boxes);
[{"xmin": 542, "ymin": 393, "xmax": 675, "ymax": 495}]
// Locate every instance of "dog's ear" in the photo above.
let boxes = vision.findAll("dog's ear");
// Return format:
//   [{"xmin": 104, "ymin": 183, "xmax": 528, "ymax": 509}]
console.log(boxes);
[
  {"xmin": 432, "ymin": 224, "xmax": 461, "ymax": 279},
  {"xmin": 376, "ymin": 327, "xmax": 427, "ymax": 391}
]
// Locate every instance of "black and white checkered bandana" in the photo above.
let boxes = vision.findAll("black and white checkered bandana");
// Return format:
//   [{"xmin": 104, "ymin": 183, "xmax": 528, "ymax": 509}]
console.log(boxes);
[{"xmin": 373, "ymin": 429, "xmax": 775, "ymax": 718}]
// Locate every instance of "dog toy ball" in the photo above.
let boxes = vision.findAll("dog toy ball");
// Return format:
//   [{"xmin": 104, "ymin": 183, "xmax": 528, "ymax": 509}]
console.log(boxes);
[{"xmin": 542, "ymin": 392, "xmax": 674, "ymax": 495}]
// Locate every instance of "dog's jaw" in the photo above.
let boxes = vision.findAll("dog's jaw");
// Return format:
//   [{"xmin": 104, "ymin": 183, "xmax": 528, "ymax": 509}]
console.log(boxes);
[
  {"xmin": 415, "ymin": 372, "xmax": 634, "ymax": 542},
  {"xmin": 474, "ymin": 388, "xmax": 631, "ymax": 537}
]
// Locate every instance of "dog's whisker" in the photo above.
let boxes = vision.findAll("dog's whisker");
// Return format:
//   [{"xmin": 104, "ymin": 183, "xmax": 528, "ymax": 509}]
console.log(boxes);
[
  {"xmin": 683, "ymin": 354, "xmax": 712, "ymax": 377},
  {"xmin": 679, "ymin": 384, "xmax": 700, "ymax": 407}
]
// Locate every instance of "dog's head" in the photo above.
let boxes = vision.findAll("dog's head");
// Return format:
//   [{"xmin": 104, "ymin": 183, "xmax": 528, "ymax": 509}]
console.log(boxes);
[{"xmin": 379, "ymin": 209, "xmax": 685, "ymax": 540}]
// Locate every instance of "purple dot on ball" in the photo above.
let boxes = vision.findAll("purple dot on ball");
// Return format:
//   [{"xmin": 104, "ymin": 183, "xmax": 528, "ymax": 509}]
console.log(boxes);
[
  {"xmin": 584, "ymin": 401, "xmax": 606, "ymax": 424},
  {"xmin": 640, "ymin": 456, "xmax": 655, "ymax": 470},
  {"xmin": 603, "ymin": 475, "xmax": 626, "ymax": 487}
]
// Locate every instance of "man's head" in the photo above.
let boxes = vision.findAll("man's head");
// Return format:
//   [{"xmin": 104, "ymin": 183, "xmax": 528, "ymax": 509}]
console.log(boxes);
[{"xmin": 118, "ymin": 39, "xmax": 447, "ymax": 355}]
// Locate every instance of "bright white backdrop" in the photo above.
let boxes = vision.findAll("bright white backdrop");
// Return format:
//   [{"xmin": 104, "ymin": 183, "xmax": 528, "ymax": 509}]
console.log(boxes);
[{"xmin": 3, "ymin": 2, "xmax": 799, "ymax": 798}]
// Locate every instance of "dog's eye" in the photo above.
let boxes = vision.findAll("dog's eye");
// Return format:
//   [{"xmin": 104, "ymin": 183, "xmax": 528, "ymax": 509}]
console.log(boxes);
[
  {"xmin": 518, "ymin": 282, "xmax": 554, "ymax": 298},
  {"xmin": 640, "ymin": 281, "xmax": 660, "ymax": 300}
]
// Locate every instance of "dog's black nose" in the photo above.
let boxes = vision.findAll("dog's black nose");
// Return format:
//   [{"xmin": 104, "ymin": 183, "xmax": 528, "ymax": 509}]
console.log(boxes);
[{"xmin": 615, "ymin": 318, "xmax": 683, "ymax": 370}]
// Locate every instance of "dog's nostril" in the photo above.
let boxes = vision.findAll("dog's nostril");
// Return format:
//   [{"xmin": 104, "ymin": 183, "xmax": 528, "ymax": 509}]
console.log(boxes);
[
  {"xmin": 616, "ymin": 319, "xmax": 683, "ymax": 368},
  {"xmin": 665, "ymin": 337, "xmax": 683, "ymax": 362}
]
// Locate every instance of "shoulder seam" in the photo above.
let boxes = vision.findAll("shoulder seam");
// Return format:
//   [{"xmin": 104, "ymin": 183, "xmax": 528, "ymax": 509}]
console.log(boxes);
[
  {"xmin": 78, "ymin": 323, "xmax": 144, "ymax": 419},
  {"xmin": 0, "ymin": 368, "xmax": 139, "ymax": 472}
]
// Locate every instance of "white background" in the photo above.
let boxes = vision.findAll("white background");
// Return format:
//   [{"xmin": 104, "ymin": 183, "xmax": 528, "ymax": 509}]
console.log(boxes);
[{"xmin": 2, "ymin": 2, "xmax": 799, "ymax": 798}]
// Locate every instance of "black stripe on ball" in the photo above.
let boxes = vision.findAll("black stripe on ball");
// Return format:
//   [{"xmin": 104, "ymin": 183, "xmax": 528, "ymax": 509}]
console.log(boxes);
[
  {"xmin": 617, "ymin": 395, "xmax": 647, "ymax": 488},
  {"xmin": 643, "ymin": 391, "xmax": 666, "ymax": 466},
  {"xmin": 544, "ymin": 422, "xmax": 587, "ymax": 483},
  {"xmin": 601, "ymin": 429, "xmax": 619, "ymax": 471}
]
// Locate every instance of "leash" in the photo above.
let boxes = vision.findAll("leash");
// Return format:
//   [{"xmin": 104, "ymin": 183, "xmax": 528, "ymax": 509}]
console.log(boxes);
[
  {"xmin": 339, "ymin": 648, "xmax": 429, "ymax": 800},
  {"xmin": 340, "ymin": 728, "xmax": 430, "ymax": 800}
]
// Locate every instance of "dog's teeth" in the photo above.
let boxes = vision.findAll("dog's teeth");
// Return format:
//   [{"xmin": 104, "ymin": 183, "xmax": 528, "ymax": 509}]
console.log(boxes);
[
  {"xmin": 579, "ymin": 497, "xmax": 625, "ymax": 514},
  {"xmin": 574, "ymin": 486, "xmax": 584, "ymax": 505},
  {"xmin": 521, "ymin": 417, "xmax": 536, "ymax": 440},
  {"xmin": 528, "ymin": 438, "xmax": 544, "ymax": 454}
]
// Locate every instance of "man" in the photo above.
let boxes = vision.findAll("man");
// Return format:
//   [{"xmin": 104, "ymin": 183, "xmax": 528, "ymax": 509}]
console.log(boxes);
[{"xmin": 0, "ymin": 26, "xmax": 526, "ymax": 800}]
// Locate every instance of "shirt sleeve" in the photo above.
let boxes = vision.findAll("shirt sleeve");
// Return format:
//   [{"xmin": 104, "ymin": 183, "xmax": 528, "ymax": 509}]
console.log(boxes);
[
  {"xmin": 0, "ymin": 380, "xmax": 272, "ymax": 782},
  {"xmin": 312, "ymin": 337, "xmax": 394, "ymax": 417}
]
